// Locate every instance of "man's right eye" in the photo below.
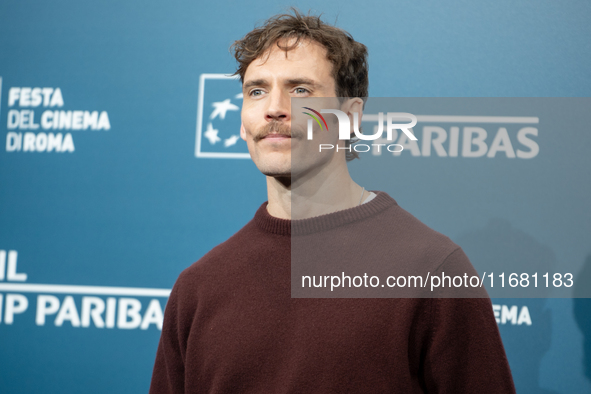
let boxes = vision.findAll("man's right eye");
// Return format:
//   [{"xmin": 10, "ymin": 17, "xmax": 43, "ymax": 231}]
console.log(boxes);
[{"xmin": 249, "ymin": 89, "xmax": 264, "ymax": 97}]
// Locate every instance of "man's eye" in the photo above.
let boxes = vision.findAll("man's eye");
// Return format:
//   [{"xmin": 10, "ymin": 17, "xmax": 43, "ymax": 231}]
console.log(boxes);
[
  {"xmin": 295, "ymin": 87, "xmax": 309, "ymax": 94},
  {"xmin": 249, "ymin": 89, "xmax": 263, "ymax": 97}
]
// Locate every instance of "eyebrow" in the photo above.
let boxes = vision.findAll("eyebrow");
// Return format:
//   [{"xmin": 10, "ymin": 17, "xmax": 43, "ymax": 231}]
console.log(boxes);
[
  {"xmin": 285, "ymin": 78, "xmax": 321, "ymax": 88},
  {"xmin": 243, "ymin": 79, "xmax": 268, "ymax": 90},
  {"xmin": 243, "ymin": 78, "xmax": 322, "ymax": 90}
]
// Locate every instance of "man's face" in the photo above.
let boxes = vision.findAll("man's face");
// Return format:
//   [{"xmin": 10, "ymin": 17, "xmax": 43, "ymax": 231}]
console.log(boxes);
[{"xmin": 240, "ymin": 39, "xmax": 340, "ymax": 178}]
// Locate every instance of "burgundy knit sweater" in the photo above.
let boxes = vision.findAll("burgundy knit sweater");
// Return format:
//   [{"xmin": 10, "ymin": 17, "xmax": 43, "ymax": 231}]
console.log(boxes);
[{"xmin": 150, "ymin": 192, "xmax": 515, "ymax": 393}]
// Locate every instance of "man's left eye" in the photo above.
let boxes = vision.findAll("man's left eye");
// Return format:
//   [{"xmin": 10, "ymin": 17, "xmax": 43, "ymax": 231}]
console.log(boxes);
[{"xmin": 295, "ymin": 87, "xmax": 309, "ymax": 94}]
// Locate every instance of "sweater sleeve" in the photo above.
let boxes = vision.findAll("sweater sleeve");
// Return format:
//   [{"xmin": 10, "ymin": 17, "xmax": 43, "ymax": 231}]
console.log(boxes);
[
  {"xmin": 422, "ymin": 248, "xmax": 516, "ymax": 393},
  {"xmin": 149, "ymin": 284, "xmax": 186, "ymax": 394}
]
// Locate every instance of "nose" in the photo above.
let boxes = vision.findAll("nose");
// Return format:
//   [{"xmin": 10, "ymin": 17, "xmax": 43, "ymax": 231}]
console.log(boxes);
[{"xmin": 265, "ymin": 89, "xmax": 291, "ymax": 123}]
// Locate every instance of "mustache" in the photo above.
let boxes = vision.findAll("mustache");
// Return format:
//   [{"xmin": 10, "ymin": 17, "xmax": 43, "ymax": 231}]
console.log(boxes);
[{"xmin": 254, "ymin": 121, "xmax": 303, "ymax": 142}]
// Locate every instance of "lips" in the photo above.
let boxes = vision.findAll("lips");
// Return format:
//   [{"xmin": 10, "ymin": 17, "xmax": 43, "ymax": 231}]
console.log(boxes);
[{"xmin": 263, "ymin": 134, "xmax": 291, "ymax": 139}]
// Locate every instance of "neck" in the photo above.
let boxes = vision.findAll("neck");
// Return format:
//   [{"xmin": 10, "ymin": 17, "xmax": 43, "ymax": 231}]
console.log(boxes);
[{"xmin": 265, "ymin": 155, "xmax": 367, "ymax": 220}]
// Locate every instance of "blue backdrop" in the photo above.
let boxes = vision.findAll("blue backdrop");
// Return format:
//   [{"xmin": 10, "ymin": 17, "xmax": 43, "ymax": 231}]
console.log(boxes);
[{"xmin": 1, "ymin": 1, "xmax": 590, "ymax": 393}]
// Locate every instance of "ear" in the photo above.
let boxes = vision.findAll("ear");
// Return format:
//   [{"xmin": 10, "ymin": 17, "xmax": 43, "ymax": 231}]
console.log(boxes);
[
  {"xmin": 341, "ymin": 98, "xmax": 364, "ymax": 136},
  {"xmin": 240, "ymin": 122, "xmax": 246, "ymax": 141}
]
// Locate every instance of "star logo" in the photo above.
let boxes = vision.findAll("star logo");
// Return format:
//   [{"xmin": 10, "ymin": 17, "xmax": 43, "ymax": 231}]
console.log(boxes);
[
  {"xmin": 196, "ymin": 74, "xmax": 249, "ymax": 159},
  {"xmin": 210, "ymin": 99, "xmax": 239, "ymax": 120},
  {"xmin": 204, "ymin": 123, "xmax": 221, "ymax": 145}
]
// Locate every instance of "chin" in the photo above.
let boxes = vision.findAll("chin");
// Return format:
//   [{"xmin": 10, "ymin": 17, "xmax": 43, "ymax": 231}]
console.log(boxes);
[
  {"xmin": 261, "ymin": 169, "xmax": 292, "ymax": 178},
  {"xmin": 258, "ymin": 161, "xmax": 291, "ymax": 176},
  {"xmin": 253, "ymin": 158, "xmax": 292, "ymax": 178}
]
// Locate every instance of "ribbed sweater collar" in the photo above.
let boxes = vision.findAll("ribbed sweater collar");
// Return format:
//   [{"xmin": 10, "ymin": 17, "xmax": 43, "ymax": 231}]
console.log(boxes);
[{"xmin": 253, "ymin": 191, "xmax": 397, "ymax": 236}]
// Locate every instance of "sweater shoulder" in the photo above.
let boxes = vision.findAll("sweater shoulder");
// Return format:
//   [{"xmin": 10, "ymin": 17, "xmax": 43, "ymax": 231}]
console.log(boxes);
[
  {"xmin": 391, "ymin": 203, "xmax": 458, "ymax": 247},
  {"xmin": 176, "ymin": 218, "xmax": 261, "ymax": 285},
  {"xmin": 373, "ymin": 202, "xmax": 465, "ymax": 271}
]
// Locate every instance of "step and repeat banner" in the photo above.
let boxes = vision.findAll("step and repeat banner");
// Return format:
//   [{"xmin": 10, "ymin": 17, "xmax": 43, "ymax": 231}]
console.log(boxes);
[{"xmin": 1, "ymin": 1, "xmax": 590, "ymax": 393}]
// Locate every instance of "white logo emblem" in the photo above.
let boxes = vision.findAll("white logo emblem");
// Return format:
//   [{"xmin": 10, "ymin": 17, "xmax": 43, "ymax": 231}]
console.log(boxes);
[{"xmin": 195, "ymin": 74, "xmax": 249, "ymax": 159}]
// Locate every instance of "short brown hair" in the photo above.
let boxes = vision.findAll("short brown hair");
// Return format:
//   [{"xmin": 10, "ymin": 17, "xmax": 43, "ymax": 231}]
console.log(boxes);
[{"xmin": 230, "ymin": 8, "xmax": 369, "ymax": 160}]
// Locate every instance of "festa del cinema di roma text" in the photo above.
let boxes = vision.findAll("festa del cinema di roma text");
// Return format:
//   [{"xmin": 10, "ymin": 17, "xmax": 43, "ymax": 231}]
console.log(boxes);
[{"xmin": 5, "ymin": 87, "xmax": 111, "ymax": 153}]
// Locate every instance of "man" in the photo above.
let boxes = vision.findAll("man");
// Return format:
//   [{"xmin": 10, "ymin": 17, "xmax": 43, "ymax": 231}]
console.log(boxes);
[{"xmin": 150, "ymin": 9, "xmax": 516, "ymax": 393}]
